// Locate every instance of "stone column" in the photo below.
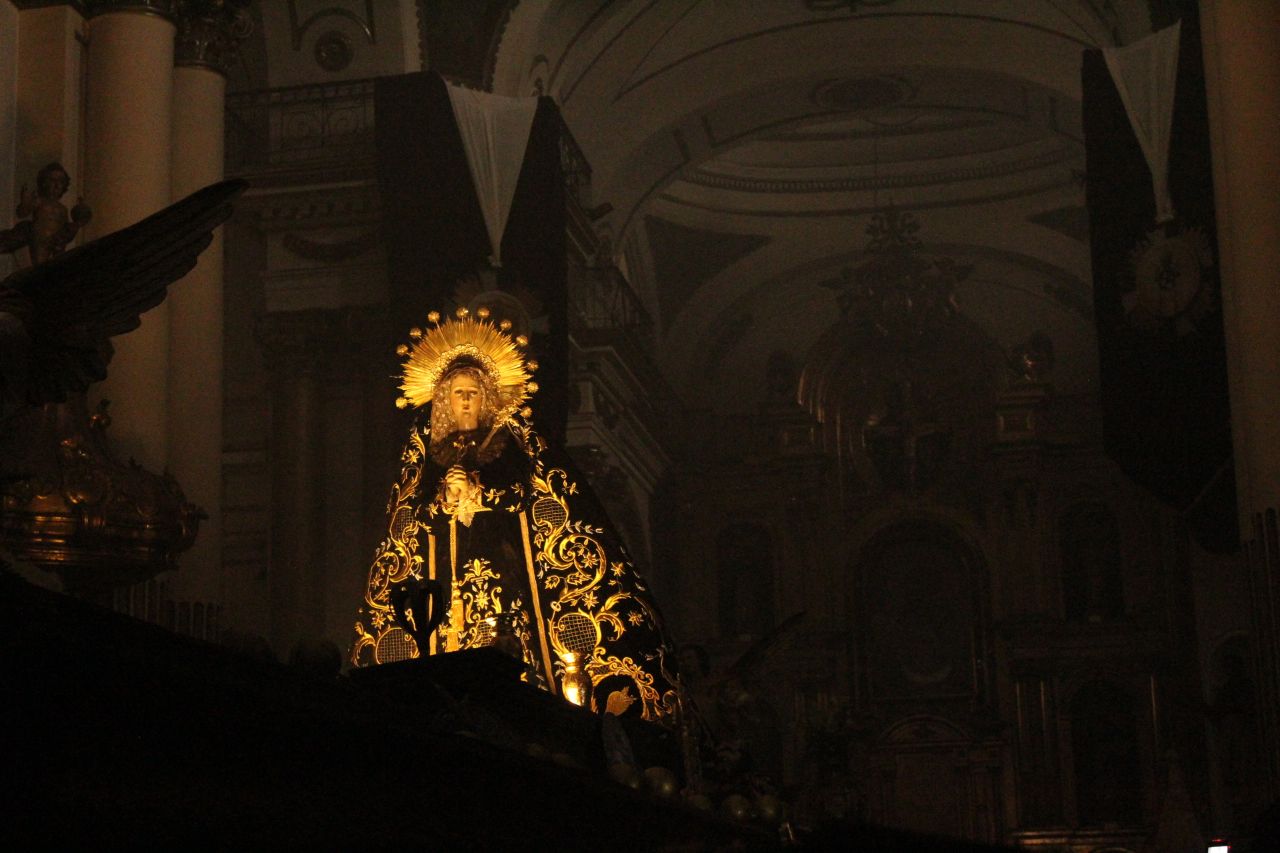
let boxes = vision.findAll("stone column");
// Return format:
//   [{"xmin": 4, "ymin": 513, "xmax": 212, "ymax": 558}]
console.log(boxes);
[
  {"xmin": 1200, "ymin": 0, "xmax": 1280, "ymax": 796},
  {"xmin": 83, "ymin": 0, "xmax": 175, "ymax": 472},
  {"xmin": 165, "ymin": 1, "xmax": 250, "ymax": 603},
  {"xmin": 0, "ymin": 2, "xmax": 17, "ymax": 280},
  {"xmin": 260, "ymin": 312, "xmax": 331, "ymax": 659},
  {"xmin": 12, "ymin": 3, "xmax": 85, "ymax": 229}
]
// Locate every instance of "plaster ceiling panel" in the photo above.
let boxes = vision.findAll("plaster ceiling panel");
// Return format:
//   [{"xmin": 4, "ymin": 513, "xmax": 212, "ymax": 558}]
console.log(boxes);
[
  {"xmin": 653, "ymin": 213, "xmax": 868, "ymax": 392},
  {"xmin": 481, "ymin": 0, "xmax": 1144, "ymax": 413},
  {"xmin": 1028, "ymin": 205, "xmax": 1090, "ymax": 243},
  {"xmin": 692, "ymin": 133, "xmax": 1071, "ymax": 190},
  {"xmin": 651, "ymin": 188, "xmax": 1095, "ymax": 397},
  {"xmin": 694, "ymin": 274, "xmax": 840, "ymax": 418},
  {"xmin": 734, "ymin": 116, "xmax": 1038, "ymax": 169},
  {"xmin": 662, "ymin": 145, "xmax": 1079, "ymax": 221},
  {"xmin": 691, "ymin": 66, "xmax": 1079, "ymax": 171},
  {"xmin": 588, "ymin": 65, "xmax": 1080, "ymax": 243},
  {"xmin": 643, "ymin": 215, "xmax": 769, "ymax": 325},
  {"xmin": 608, "ymin": 0, "xmax": 823, "ymax": 100},
  {"xmin": 682, "ymin": 242, "xmax": 1098, "ymax": 415},
  {"xmin": 491, "ymin": 0, "xmax": 1136, "ymax": 229},
  {"xmin": 557, "ymin": 14, "xmax": 1094, "ymax": 208}
]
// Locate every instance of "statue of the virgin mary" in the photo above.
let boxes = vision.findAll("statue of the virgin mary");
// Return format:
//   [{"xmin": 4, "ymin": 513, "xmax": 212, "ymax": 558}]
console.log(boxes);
[{"xmin": 351, "ymin": 307, "xmax": 682, "ymax": 724}]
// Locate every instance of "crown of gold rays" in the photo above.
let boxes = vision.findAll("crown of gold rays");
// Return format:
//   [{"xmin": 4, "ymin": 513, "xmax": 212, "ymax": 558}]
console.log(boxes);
[{"xmin": 395, "ymin": 306, "xmax": 538, "ymax": 421}]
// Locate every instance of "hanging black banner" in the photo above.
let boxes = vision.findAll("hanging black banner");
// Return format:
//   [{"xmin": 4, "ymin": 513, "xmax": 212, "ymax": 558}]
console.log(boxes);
[
  {"xmin": 374, "ymin": 71, "xmax": 568, "ymax": 448},
  {"xmin": 1082, "ymin": 15, "xmax": 1237, "ymax": 551}
]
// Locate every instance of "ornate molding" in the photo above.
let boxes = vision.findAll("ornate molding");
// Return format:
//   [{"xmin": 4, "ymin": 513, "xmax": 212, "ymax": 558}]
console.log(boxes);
[
  {"xmin": 11, "ymin": 1, "xmax": 87, "ymax": 14},
  {"xmin": 174, "ymin": 0, "xmax": 253, "ymax": 75},
  {"xmin": 281, "ymin": 229, "xmax": 379, "ymax": 264},
  {"xmin": 686, "ymin": 147, "xmax": 1077, "ymax": 195},
  {"xmin": 805, "ymin": 0, "xmax": 897, "ymax": 10},
  {"xmin": 84, "ymin": 0, "xmax": 176, "ymax": 20},
  {"xmin": 287, "ymin": 0, "xmax": 375, "ymax": 50},
  {"xmin": 236, "ymin": 183, "xmax": 381, "ymax": 230}
]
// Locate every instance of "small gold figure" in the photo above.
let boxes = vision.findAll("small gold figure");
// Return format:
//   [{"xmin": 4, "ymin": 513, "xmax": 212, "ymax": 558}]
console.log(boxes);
[{"xmin": 1, "ymin": 162, "xmax": 93, "ymax": 267}]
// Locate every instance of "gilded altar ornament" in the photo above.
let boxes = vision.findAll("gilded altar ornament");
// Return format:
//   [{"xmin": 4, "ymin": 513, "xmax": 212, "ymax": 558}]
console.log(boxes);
[
  {"xmin": 1, "ymin": 180, "xmax": 242, "ymax": 594},
  {"xmin": 351, "ymin": 308, "xmax": 682, "ymax": 724},
  {"xmin": 0, "ymin": 397, "xmax": 202, "ymax": 597}
]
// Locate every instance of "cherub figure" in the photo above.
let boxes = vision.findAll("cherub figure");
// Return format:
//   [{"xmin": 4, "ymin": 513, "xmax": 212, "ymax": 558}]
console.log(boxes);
[{"xmin": 1, "ymin": 162, "xmax": 93, "ymax": 267}]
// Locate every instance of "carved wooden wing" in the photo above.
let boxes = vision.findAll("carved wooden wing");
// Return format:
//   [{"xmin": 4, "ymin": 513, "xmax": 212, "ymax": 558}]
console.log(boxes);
[{"xmin": 3, "ymin": 179, "xmax": 246, "ymax": 405}]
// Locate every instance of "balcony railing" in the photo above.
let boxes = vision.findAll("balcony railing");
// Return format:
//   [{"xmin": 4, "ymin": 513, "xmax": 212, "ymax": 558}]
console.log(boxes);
[
  {"xmin": 227, "ymin": 77, "xmax": 592, "ymax": 211},
  {"xmin": 570, "ymin": 264, "xmax": 653, "ymax": 351},
  {"xmin": 559, "ymin": 124, "xmax": 592, "ymax": 210},
  {"xmin": 226, "ymin": 79, "xmax": 377, "ymax": 177}
]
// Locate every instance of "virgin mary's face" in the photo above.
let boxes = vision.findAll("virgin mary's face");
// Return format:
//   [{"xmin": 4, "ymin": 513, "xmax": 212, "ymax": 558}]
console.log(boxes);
[{"xmin": 448, "ymin": 373, "xmax": 483, "ymax": 431}]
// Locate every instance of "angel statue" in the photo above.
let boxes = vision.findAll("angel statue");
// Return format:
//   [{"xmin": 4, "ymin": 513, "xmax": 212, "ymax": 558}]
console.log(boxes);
[
  {"xmin": 351, "ymin": 307, "xmax": 683, "ymax": 724},
  {"xmin": 0, "ymin": 179, "xmax": 245, "ymax": 424},
  {"xmin": 0, "ymin": 162, "xmax": 93, "ymax": 267}
]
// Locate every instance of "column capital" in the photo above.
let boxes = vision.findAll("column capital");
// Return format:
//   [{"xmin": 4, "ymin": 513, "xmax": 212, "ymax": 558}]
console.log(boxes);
[
  {"xmin": 174, "ymin": 0, "xmax": 253, "ymax": 76},
  {"xmin": 84, "ymin": 1, "xmax": 177, "ymax": 21}
]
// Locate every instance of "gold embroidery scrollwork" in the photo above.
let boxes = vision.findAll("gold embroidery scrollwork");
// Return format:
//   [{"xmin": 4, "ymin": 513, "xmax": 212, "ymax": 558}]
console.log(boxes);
[
  {"xmin": 350, "ymin": 426, "xmax": 430, "ymax": 666},
  {"xmin": 531, "ymin": 464, "xmax": 678, "ymax": 722}
]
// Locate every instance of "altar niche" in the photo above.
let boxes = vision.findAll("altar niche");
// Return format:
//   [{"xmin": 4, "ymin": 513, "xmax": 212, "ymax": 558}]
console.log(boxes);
[{"xmin": 853, "ymin": 519, "xmax": 988, "ymax": 705}]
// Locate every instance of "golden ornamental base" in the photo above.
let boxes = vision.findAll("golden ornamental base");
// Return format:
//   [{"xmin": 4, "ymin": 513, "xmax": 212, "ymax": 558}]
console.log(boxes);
[{"xmin": 1, "ymin": 396, "xmax": 202, "ymax": 600}]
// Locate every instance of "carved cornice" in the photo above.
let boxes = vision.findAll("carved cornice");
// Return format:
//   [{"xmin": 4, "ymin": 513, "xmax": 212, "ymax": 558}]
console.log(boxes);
[
  {"xmin": 687, "ymin": 147, "xmax": 1077, "ymax": 195},
  {"xmin": 11, "ymin": 1, "xmax": 86, "ymax": 15},
  {"xmin": 84, "ymin": 0, "xmax": 176, "ymax": 20},
  {"xmin": 174, "ymin": 0, "xmax": 253, "ymax": 75},
  {"xmin": 281, "ymin": 229, "xmax": 379, "ymax": 264},
  {"xmin": 236, "ymin": 183, "xmax": 381, "ymax": 230}
]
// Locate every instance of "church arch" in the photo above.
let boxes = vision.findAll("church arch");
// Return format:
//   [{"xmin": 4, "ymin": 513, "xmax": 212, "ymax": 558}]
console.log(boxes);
[{"xmin": 850, "ymin": 516, "xmax": 990, "ymax": 705}]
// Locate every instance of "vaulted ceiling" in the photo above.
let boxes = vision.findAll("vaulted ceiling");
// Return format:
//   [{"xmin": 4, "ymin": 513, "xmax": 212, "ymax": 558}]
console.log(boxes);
[
  {"xmin": 488, "ymin": 0, "xmax": 1160, "ymax": 415},
  {"xmin": 238, "ymin": 0, "xmax": 1168, "ymax": 418}
]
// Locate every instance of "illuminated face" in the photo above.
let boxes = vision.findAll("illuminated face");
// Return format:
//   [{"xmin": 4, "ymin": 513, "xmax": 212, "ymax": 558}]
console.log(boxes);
[
  {"xmin": 448, "ymin": 372, "xmax": 483, "ymax": 431},
  {"xmin": 39, "ymin": 168, "xmax": 69, "ymax": 200}
]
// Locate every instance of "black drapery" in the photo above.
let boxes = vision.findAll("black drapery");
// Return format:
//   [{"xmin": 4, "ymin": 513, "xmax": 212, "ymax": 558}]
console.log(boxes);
[
  {"xmin": 374, "ymin": 71, "xmax": 568, "ymax": 448},
  {"xmin": 1082, "ymin": 14, "xmax": 1236, "ymax": 551}
]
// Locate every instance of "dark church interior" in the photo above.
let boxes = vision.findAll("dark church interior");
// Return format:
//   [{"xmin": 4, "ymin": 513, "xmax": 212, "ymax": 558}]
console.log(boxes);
[{"xmin": 3, "ymin": 1, "xmax": 1279, "ymax": 850}]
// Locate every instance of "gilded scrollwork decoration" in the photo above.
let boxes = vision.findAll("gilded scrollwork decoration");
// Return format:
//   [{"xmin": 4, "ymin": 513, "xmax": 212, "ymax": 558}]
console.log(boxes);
[{"xmin": 351, "ymin": 307, "xmax": 682, "ymax": 724}]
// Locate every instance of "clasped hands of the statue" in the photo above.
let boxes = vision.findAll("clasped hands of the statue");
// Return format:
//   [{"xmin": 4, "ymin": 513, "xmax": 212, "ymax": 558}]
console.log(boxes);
[{"xmin": 440, "ymin": 463, "xmax": 484, "ymax": 526}]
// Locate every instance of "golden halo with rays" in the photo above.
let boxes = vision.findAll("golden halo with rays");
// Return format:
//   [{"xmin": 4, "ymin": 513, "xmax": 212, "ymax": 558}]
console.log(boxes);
[{"xmin": 395, "ymin": 306, "xmax": 537, "ymax": 421}]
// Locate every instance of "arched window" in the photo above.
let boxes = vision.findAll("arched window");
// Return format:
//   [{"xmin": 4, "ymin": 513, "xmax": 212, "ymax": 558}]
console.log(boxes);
[
  {"xmin": 716, "ymin": 523, "xmax": 775, "ymax": 639},
  {"xmin": 1069, "ymin": 681, "xmax": 1141, "ymax": 825},
  {"xmin": 856, "ymin": 520, "xmax": 984, "ymax": 701},
  {"xmin": 1060, "ymin": 503, "xmax": 1124, "ymax": 622}
]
